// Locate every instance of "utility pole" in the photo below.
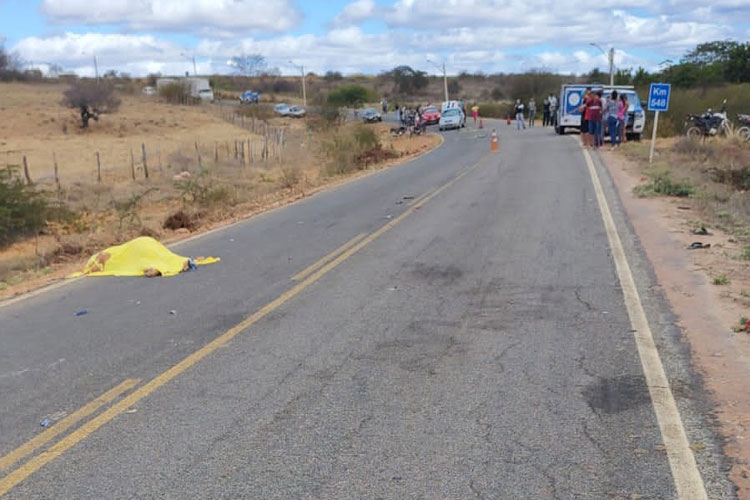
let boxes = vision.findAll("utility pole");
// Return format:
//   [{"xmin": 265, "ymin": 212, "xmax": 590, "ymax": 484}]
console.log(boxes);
[
  {"xmin": 590, "ymin": 43, "xmax": 615, "ymax": 86},
  {"xmin": 93, "ymin": 55, "xmax": 99, "ymax": 81},
  {"xmin": 427, "ymin": 58, "xmax": 449, "ymax": 101},
  {"xmin": 192, "ymin": 55, "xmax": 197, "ymax": 76},
  {"xmin": 289, "ymin": 61, "xmax": 307, "ymax": 107}
]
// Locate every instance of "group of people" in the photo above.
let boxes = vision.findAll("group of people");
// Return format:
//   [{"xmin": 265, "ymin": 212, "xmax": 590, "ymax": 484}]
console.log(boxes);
[
  {"xmin": 578, "ymin": 87, "xmax": 628, "ymax": 150},
  {"xmin": 396, "ymin": 104, "xmax": 426, "ymax": 133},
  {"xmin": 513, "ymin": 94, "xmax": 558, "ymax": 130}
]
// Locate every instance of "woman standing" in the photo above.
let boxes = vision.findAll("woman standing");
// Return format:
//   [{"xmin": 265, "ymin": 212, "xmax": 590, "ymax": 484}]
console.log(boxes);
[
  {"xmin": 606, "ymin": 90, "xmax": 619, "ymax": 150},
  {"xmin": 588, "ymin": 91, "xmax": 603, "ymax": 149},
  {"xmin": 618, "ymin": 94, "xmax": 629, "ymax": 144}
]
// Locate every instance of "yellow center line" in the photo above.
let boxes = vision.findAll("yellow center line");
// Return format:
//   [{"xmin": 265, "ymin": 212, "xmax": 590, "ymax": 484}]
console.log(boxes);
[
  {"xmin": 0, "ymin": 379, "xmax": 140, "ymax": 473},
  {"xmin": 0, "ymin": 157, "xmax": 484, "ymax": 497},
  {"xmin": 291, "ymin": 233, "xmax": 368, "ymax": 281}
]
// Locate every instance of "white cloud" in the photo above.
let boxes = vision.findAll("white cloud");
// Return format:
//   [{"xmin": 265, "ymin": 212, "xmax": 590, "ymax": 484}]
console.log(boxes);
[
  {"xmin": 333, "ymin": 0, "xmax": 376, "ymax": 26},
  {"xmin": 40, "ymin": 0, "xmax": 301, "ymax": 36}
]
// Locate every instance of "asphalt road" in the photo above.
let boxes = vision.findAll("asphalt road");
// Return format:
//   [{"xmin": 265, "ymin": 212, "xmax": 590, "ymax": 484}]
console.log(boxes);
[{"xmin": 0, "ymin": 122, "xmax": 737, "ymax": 498}]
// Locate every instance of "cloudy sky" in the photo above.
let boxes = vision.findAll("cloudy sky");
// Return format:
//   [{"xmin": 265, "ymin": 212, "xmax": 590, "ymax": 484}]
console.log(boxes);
[{"xmin": 0, "ymin": 0, "xmax": 748, "ymax": 77}]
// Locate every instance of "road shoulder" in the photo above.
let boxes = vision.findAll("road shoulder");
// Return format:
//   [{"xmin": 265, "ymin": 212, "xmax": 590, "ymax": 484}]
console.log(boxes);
[{"xmin": 598, "ymin": 147, "xmax": 750, "ymax": 498}]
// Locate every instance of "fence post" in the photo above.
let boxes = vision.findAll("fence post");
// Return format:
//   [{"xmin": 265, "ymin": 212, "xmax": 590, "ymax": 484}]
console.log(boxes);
[
  {"xmin": 195, "ymin": 141, "xmax": 202, "ymax": 169},
  {"xmin": 141, "ymin": 143, "xmax": 149, "ymax": 179},
  {"xmin": 96, "ymin": 151, "xmax": 101, "ymax": 183},
  {"xmin": 234, "ymin": 140, "xmax": 238, "ymax": 160},
  {"xmin": 23, "ymin": 156, "xmax": 32, "ymax": 185},
  {"xmin": 130, "ymin": 149, "xmax": 136, "ymax": 180},
  {"xmin": 215, "ymin": 141, "xmax": 219, "ymax": 162},
  {"xmin": 53, "ymin": 152, "xmax": 60, "ymax": 190},
  {"xmin": 241, "ymin": 141, "xmax": 245, "ymax": 165},
  {"xmin": 157, "ymin": 147, "xmax": 163, "ymax": 173}
]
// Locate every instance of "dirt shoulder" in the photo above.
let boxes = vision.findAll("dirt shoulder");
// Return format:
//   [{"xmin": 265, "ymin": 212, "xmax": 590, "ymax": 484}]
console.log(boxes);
[{"xmin": 600, "ymin": 146, "xmax": 750, "ymax": 497}]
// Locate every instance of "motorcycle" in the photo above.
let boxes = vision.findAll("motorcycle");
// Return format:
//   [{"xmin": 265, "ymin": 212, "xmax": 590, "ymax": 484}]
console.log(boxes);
[
  {"xmin": 685, "ymin": 99, "xmax": 730, "ymax": 139},
  {"xmin": 737, "ymin": 113, "xmax": 750, "ymax": 142}
]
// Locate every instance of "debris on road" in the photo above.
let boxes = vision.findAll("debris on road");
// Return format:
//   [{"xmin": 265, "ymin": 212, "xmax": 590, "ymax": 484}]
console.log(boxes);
[
  {"xmin": 169, "ymin": 310, "xmax": 177, "ymax": 315},
  {"xmin": 125, "ymin": 409, "xmax": 138, "ymax": 414},
  {"xmin": 74, "ymin": 309, "xmax": 88, "ymax": 317},
  {"xmin": 687, "ymin": 242, "xmax": 711, "ymax": 250},
  {"xmin": 40, "ymin": 418, "xmax": 50, "ymax": 427},
  {"xmin": 692, "ymin": 226, "xmax": 711, "ymax": 236},
  {"xmin": 70, "ymin": 237, "xmax": 220, "ymax": 278}
]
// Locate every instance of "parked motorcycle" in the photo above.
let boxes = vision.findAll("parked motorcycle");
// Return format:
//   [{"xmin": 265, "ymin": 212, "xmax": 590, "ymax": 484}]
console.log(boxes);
[
  {"xmin": 685, "ymin": 99, "xmax": 730, "ymax": 139},
  {"xmin": 738, "ymin": 113, "xmax": 750, "ymax": 142}
]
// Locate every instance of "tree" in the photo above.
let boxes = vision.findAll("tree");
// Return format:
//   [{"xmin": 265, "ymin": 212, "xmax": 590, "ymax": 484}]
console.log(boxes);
[
  {"xmin": 447, "ymin": 79, "xmax": 460, "ymax": 96},
  {"xmin": 632, "ymin": 67, "xmax": 654, "ymax": 89},
  {"xmin": 726, "ymin": 43, "xmax": 750, "ymax": 83},
  {"xmin": 614, "ymin": 68, "xmax": 632, "ymax": 85},
  {"xmin": 327, "ymin": 85, "xmax": 374, "ymax": 106},
  {"xmin": 683, "ymin": 41, "xmax": 738, "ymax": 66},
  {"xmin": 61, "ymin": 80, "xmax": 121, "ymax": 128},
  {"xmin": 229, "ymin": 53, "xmax": 266, "ymax": 77},
  {"xmin": 587, "ymin": 68, "xmax": 605, "ymax": 83},
  {"xmin": 324, "ymin": 71, "xmax": 343, "ymax": 81},
  {"xmin": 390, "ymin": 65, "xmax": 428, "ymax": 95}
]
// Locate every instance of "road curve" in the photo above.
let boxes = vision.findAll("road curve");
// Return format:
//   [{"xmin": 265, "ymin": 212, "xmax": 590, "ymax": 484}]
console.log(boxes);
[{"xmin": 0, "ymin": 121, "xmax": 736, "ymax": 498}]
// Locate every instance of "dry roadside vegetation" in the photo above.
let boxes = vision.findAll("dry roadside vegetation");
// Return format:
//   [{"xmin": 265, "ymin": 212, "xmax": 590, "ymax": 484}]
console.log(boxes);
[
  {"xmin": 618, "ymin": 135, "xmax": 750, "ymax": 325},
  {"xmin": 0, "ymin": 82, "xmax": 439, "ymax": 297}
]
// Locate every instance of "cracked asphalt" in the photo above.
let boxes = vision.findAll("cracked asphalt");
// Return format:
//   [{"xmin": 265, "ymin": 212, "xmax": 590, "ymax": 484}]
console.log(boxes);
[{"xmin": 0, "ymin": 122, "xmax": 736, "ymax": 498}]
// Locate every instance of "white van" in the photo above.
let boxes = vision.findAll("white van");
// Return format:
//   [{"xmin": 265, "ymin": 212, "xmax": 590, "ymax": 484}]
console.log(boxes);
[{"xmin": 555, "ymin": 84, "xmax": 645, "ymax": 140}]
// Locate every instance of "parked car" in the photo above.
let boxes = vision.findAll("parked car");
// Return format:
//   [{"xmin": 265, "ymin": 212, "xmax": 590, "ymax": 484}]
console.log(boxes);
[
  {"xmin": 240, "ymin": 90, "xmax": 260, "ymax": 104},
  {"xmin": 287, "ymin": 105, "xmax": 306, "ymax": 118},
  {"xmin": 141, "ymin": 86, "xmax": 156, "ymax": 96},
  {"xmin": 438, "ymin": 107, "xmax": 465, "ymax": 131},
  {"xmin": 274, "ymin": 103, "xmax": 291, "ymax": 116},
  {"xmin": 421, "ymin": 106, "xmax": 440, "ymax": 125},
  {"xmin": 361, "ymin": 108, "xmax": 382, "ymax": 123}
]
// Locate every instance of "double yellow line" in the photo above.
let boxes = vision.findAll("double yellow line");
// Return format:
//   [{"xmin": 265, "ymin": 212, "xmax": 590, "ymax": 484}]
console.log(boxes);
[{"xmin": 0, "ymin": 157, "xmax": 484, "ymax": 496}]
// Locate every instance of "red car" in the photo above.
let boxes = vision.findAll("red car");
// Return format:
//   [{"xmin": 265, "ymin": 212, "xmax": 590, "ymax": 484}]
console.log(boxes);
[{"xmin": 421, "ymin": 106, "xmax": 440, "ymax": 125}]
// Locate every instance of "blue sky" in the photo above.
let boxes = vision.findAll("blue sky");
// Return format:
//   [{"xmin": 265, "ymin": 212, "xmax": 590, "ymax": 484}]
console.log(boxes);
[{"xmin": 0, "ymin": 0, "xmax": 747, "ymax": 77}]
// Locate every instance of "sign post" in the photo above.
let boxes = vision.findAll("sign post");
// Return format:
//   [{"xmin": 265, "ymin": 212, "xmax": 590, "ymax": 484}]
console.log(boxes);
[{"xmin": 648, "ymin": 83, "xmax": 671, "ymax": 164}]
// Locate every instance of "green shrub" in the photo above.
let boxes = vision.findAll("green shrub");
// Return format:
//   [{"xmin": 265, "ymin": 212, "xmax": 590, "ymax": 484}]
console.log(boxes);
[
  {"xmin": 327, "ymin": 85, "xmax": 376, "ymax": 107},
  {"xmin": 323, "ymin": 124, "xmax": 383, "ymax": 176},
  {"xmin": 0, "ymin": 166, "xmax": 49, "ymax": 246},
  {"xmin": 633, "ymin": 173, "xmax": 695, "ymax": 197},
  {"xmin": 713, "ymin": 274, "xmax": 730, "ymax": 285},
  {"xmin": 740, "ymin": 245, "xmax": 750, "ymax": 261},
  {"xmin": 174, "ymin": 170, "xmax": 232, "ymax": 207}
]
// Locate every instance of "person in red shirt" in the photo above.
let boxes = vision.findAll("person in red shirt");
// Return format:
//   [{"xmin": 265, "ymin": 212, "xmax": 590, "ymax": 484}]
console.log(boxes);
[
  {"xmin": 588, "ymin": 91, "xmax": 603, "ymax": 149},
  {"xmin": 578, "ymin": 88, "xmax": 591, "ymax": 148}
]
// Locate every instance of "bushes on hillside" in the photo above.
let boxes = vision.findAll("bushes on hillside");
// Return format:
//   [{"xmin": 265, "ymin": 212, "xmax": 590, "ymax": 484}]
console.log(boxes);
[{"xmin": 327, "ymin": 85, "xmax": 376, "ymax": 106}]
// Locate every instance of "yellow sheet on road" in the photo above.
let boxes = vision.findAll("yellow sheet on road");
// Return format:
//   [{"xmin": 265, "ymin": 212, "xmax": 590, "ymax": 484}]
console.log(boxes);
[{"xmin": 71, "ymin": 236, "xmax": 220, "ymax": 278}]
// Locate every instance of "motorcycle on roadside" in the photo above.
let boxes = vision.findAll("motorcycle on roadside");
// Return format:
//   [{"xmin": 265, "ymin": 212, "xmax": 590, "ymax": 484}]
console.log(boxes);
[
  {"xmin": 737, "ymin": 113, "xmax": 750, "ymax": 142},
  {"xmin": 685, "ymin": 99, "xmax": 730, "ymax": 139}
]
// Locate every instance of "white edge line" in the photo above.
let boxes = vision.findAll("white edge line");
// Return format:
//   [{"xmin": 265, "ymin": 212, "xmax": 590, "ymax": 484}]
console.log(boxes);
[{"xmin": 581, "ymin": 144, "xmax": 707, "ymax": 500}]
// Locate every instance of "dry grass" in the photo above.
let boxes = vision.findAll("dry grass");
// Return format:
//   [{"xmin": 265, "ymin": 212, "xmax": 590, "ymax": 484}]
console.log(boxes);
[
  {"xmin": 0, "ymin": 82, "xmax": 439, "ymax": 296},
  {"xmin": 620, "ymin": 135, "xmax": 750, "ymax": 237}
]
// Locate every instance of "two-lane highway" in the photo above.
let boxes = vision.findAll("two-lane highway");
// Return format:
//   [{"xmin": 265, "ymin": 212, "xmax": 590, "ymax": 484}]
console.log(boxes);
[{"xmin": 0, "ymin": 123, "xmax": 736, "ymax": 498}]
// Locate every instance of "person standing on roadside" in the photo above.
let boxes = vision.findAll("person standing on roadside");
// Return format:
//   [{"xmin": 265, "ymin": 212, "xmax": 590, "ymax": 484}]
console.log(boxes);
[
  {"xmin": 606, "ymin": 90, "xmax": 619, "ymax": 149},
  {"xmin": 549, "ymin": 93, "xmax": 558, "ymax": 128},
  {"xmin": 588, "ymin": 90, "xmax": 603, "ymax": 149},
  {"xmin": 542, "ymin": 96, "xmax": 551, "ymax": 126},
  {"xmin": 618, "ymin": 94, "xmax": 629, "ymax": 144},
  {"xmin": 578, "ymin": 88, "xmax": 592, "ymax": 148},
  {"xmin": 514, "ymin": 99, "xmax": 526, "ymax": 130},
  {"xmin": 471, "ymin": 103, "xmax": 480, "ymax": 126},
  {"xmin": 528, "ymin": 97, "xmax": 536, "ymax": 128}
]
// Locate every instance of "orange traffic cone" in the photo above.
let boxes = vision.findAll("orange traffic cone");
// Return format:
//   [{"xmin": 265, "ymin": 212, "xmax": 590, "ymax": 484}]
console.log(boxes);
[
  {"xmin": 478, "ymin": 119, "xmax": 484, "ymax": 129},
  {"xmin": 506, "ymin": 115, "xmax": 511, "ymax": 126},
  {"xmin": 491, "ymin": 130, "xmax": 499, "ymax": 152}
]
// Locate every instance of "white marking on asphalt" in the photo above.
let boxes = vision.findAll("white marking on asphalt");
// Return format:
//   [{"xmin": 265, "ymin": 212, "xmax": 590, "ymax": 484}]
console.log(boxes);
[{"xmin": 581, "ymin": 146, "xmax": 707, "ymax": 499}]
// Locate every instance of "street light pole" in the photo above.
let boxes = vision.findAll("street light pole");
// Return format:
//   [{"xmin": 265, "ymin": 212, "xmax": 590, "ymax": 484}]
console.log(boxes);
[
  {"xmin": 590, "ymin": 43, "xmax": 614, "ymax": 86},
  {"xmin": 93, "ymin": 55, "xmax": 99, "ymax": 81},
  {"xmin": 192, "ymin": 55, "xmax": 197, "ymax": 76},
  {"xmin": 427, "ymin": 58, "xmax": 449, "ymax": 101}
]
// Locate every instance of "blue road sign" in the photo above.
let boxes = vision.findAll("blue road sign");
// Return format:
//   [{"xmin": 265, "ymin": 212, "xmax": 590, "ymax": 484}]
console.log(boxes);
[{"xmin": 648, "ymin": 83, "xmax": 671, "ymax": 112}]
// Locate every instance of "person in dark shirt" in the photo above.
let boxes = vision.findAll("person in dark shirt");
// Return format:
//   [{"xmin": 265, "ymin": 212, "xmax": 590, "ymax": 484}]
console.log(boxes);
[
  {"xmin": 578, "ymin": 87, "xmax": 592, "ymax": 148},
  {"xmin": 542, "ymin": 97, "xmax": 551, "ymax": 126}
]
